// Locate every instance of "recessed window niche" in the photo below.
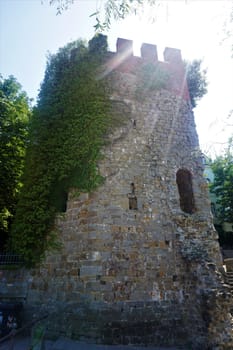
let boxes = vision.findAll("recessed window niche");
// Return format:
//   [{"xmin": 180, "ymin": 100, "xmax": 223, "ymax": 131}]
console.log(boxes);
[{"xmin": 176, "ymin": 169, "xmax": 195, "ymax": 214}]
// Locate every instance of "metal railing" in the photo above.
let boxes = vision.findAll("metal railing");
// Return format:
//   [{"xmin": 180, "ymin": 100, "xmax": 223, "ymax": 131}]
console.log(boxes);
[{"xmin": 0, "ymin": 254, "xmax": 24, "ymax": 266}]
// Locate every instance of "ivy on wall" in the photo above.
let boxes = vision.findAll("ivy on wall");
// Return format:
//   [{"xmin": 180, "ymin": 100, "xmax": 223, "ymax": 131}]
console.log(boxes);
[{"xmin": 9, "ymin": 35, "xmax": 112, "ymax": 267}]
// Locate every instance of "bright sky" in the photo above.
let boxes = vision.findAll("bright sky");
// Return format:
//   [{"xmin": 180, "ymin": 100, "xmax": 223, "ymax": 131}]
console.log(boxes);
[{"xmin": 0, "ymin": 0, "xmax": 233, "ymax": 157}]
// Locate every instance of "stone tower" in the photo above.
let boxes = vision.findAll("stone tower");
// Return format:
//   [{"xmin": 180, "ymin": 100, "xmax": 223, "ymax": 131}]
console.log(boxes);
[{"xmin": 27, "ymin": 38, "xmax": 233, "ymax": 349}]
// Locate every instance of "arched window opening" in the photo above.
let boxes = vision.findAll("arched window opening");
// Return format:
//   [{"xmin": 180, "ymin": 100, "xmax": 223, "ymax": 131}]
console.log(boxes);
[{"xmin": 176, "ymin": 169, "xmax": 195, "ymax": 214}]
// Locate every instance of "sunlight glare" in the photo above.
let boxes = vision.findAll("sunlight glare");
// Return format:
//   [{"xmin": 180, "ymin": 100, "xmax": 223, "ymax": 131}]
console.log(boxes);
[{"xmin": 107, "ymin": 1, "xmax": 233, "ymax": 157}]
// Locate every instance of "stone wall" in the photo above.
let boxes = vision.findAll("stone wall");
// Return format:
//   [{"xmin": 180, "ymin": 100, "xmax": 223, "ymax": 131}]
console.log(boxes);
[
  {"xmin": 0, "ymin": 268, "xmax": 28, "ymax": 301},
  {"xmin": 25, "ymin": 39, "xmax": 232, "ymax": 349}
]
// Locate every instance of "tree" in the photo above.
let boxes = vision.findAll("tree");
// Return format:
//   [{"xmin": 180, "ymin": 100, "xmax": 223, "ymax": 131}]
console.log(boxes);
[
  {"xmin": 0, "ymin": 75, "xmax": 31, "ymax": 250},
  {"xmin": 48, "ymin": 0, "xmax": 159, "ymax": 30},
  {"xmin": 210, "ymin": 138, "xmax": 233, "ymax": 246},
  {"xmin": 185, "ymin": 60, "xmax": 208, "ymax": 108}
]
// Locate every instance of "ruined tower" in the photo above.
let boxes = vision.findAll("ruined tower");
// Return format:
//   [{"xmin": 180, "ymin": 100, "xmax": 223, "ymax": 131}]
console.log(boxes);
[{"xmin": 27, "ymin": 38, "xmax": 233, "ymax": 348}]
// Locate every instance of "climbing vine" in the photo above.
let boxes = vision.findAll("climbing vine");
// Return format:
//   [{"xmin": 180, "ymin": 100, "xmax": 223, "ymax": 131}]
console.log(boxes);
[{"xmin": 10, "ymin": 35, "xmax": 112, "ymax": 266}]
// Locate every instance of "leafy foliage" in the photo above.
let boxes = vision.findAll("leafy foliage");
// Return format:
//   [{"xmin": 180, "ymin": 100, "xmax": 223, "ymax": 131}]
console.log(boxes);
[
  {"xmin": 185, "ymin": 60, "xmax": 208, "ymax": 108},
  {"xmin": 210, "ymin": 138, "xmax": 233, "ymax": 225},
  {"xmin": 93, "ymin": 0, "xmax": 147, "ymax": 31},
  {"xmin": 210, "ymin": 141, "xmax": 233, "ymax": 248},
  {"xmin": 0, "ymin": 75, "xmax": 30, "ymax": 250},
  {"xmin": 48, "ymin": 0, "xmax": 159, "ymax": 30},
  {"xmin": 48, "ymin": 0, "xmax": 73, "ymax": 14},
  {"xmin": 10, "ymin": 35, "xmax": 112, "ymax": 266}
]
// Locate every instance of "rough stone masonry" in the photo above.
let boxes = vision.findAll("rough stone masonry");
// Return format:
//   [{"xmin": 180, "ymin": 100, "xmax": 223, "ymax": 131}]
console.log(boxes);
[{"xmin": 26, "ymin": 38, "xmax": 233, "ymax": 349}]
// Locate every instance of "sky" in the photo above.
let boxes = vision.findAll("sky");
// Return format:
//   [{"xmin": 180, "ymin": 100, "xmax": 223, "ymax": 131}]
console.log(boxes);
[{"xmin": 0, "ymin": 0, "xmax": 233, "ymax": 157}]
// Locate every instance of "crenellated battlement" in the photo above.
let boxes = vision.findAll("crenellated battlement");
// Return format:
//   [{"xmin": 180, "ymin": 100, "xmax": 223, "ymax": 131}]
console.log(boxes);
[
  {"xmin": 116, "ymin": 37, "xmax": 182, "ymax": 64},
  {"xmin": 106, "ymin": 38, "xmax": 190, "ymax": 100}
]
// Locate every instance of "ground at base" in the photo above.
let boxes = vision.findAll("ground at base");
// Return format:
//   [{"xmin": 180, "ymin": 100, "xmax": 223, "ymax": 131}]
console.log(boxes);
[{"xmin": 0, "ymin": 335, "xmax": 184, "ymax": 350}]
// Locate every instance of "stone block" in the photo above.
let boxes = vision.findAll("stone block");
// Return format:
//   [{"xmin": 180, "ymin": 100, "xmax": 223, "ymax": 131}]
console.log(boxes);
[{"xmin": 80, "ymin": 265, "xmax": 103, "ymax": 277}]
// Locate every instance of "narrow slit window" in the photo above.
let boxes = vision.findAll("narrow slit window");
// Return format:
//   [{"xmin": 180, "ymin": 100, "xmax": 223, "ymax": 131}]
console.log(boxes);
[
  {"xmin": 176, "ymin": 169, "xmax": 195, "ymax": 214},
  {"xmin": 55, "ymin": 190, "xmax": 68, "ymax": 213},
  {"xmin": 128, "ymin": 182, "xmax": 138, "ymax": 210},
  {"xmin": 129, "ymin": 196, "xmax": 138, "ymax": 210},
  {"xmin": 60, "ymin": 191, "xmax": 68, "ymax": 212}
]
